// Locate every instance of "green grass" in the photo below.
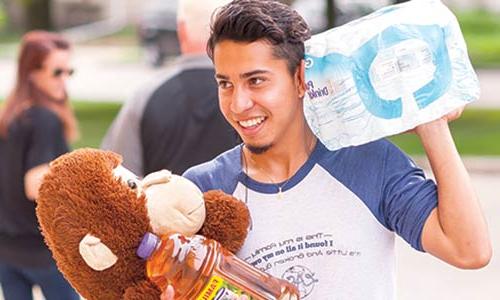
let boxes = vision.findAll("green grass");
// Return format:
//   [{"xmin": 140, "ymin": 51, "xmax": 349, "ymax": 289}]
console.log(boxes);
[
  {"xmin": 0, "ymin": 3, "xmax": 22, "ymax": 46},
  {"xmin": 0, "ymin": 3, "xmax": 6, "ymax": 30},
  {"xmin": 71, "ymin": 101, "xmax": 121, "ymax": 149},
  {"xmin": 0, "ymin": 100, "xmax": 121, "ymax": 150},
  {"xmin": 0, "ymin": 42, "xmax": 17, "ymax": 58},
  {"xmin": 0, "ymin": 30, "xmax": 21, "ymax": 44},
  {"xmin": 455, "ymin": 10, "xmax": 500, "ymax": 67},
  {"xmin": 390, "ymin": 108, "xmax": 500, "ymax": 155}
]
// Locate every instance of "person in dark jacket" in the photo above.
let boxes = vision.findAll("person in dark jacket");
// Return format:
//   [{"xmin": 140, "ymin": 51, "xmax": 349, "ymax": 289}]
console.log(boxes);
[{"xmin": 101, "ymin": 0, "xmax": 238, "ymax": 177}]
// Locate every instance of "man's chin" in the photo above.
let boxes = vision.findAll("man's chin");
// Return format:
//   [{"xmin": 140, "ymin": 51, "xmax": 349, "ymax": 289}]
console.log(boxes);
[{"xmin": 244, "ymin": 143, "xmax": 272, "ymax": 155}]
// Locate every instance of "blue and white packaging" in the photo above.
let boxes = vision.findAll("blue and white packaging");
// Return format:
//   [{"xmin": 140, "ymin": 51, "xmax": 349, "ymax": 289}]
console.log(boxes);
[{"xmin": 303, "ymin": 0, "xmax": 479, "ymax": 150}]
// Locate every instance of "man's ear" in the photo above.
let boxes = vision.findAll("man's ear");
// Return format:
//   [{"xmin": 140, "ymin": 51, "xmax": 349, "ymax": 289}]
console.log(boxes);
[
  {"xmin": 177, "ymin": 20, "xmax": 188, "ymax": 52},
  {"xmin": 295, "ymin": 59, "xmax": 307, "ymax": 99}
]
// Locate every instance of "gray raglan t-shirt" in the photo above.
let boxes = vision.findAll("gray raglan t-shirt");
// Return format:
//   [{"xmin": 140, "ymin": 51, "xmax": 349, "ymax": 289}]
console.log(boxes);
[{"xmin": 184, "ymin": 139, "xmax": 437, "ymax": 299}]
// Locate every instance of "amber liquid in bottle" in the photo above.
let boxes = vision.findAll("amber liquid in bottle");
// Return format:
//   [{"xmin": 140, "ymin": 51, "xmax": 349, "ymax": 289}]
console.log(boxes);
[{"xmin": 137, "ymin": 233, "xmax": 299, "ymax": 300}]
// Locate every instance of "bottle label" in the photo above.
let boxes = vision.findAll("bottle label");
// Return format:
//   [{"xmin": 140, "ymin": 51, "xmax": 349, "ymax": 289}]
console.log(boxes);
[{"xmin": 196, "ymin": 274, "xmax": 254, "ymax": 300}]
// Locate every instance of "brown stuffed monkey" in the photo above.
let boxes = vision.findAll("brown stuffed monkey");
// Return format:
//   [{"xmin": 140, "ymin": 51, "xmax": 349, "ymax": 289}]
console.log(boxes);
[{"xmin": 36, "ymin": 148, "xmax": 250, "ymax": 300}]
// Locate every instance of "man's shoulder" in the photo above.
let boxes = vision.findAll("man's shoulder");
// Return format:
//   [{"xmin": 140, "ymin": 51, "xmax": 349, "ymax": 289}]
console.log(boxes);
[
  {"xmin": 183, "ymin": 145, "xmax": 242, "ymax": 193},
  {"xmin": 318, "ymin": 139, "xmax": 415, "ymax": 190},
  {"xmin": 319, "ymin": 139, "xmax": 398, "ymax": 166}
]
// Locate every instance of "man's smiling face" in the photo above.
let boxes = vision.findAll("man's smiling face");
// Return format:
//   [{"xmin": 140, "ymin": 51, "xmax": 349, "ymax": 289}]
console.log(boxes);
[{"xmin": 214, "ymin": 40, "xmax": 306, "ymax": 154}]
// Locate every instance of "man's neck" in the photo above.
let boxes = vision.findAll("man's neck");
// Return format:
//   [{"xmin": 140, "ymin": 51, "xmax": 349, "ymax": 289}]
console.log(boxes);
[{"xmin": 242, "ymin": 129, "xmax": 317, "ymax": 183}]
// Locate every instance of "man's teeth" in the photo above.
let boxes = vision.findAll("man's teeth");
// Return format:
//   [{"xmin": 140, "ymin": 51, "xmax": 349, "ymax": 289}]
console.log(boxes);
[{"xmin": 239, "ymin": 117, "xmax": 265, "ymax": 128}]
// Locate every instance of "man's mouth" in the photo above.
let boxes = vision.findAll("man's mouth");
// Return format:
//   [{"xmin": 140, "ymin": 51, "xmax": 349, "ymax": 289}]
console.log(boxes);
[{"xmin": 238, "ymin": 116, "xmax": 266, "ymax": 129}]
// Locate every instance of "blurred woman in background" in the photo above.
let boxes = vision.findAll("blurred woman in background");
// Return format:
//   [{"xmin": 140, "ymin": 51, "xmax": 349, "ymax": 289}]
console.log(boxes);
[{"xmin": 0, "ymin": 30, "xmax": 79, "ymax": 300}]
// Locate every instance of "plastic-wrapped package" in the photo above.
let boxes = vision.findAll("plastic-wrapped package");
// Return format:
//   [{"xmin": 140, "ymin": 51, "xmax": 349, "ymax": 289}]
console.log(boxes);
[{"xmin": 304, "ymin": 0, "xmax": 479, "ymax": 150}]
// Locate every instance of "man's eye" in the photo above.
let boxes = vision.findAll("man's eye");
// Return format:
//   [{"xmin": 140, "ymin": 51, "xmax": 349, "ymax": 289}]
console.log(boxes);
[
  {"xmin": 127, "ymin": 179, "xmax": 137, "ymax": 190},
  {"xmin": 250, "ymin": 77, "xmax": 264, "ymax": 85},
  {"xmin": 218, "ymin": 81, "xmax": 232, "ymax": 89}
]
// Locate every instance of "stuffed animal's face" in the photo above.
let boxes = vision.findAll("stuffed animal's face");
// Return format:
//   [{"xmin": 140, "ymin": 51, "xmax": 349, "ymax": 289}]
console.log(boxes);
[
  {"xmin": 36, "ymin": 149, "xmax": 205, "ymax": 300},
  {"xmin": 113, "ymin": 166, "xmax": 206, "ymax": 237}
]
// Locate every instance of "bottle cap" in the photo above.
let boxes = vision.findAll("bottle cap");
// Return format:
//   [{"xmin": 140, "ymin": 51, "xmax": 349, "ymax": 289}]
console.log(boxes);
[{"xmin": 137, "ymin": 232, "xmax": 160, "ymax": 259}]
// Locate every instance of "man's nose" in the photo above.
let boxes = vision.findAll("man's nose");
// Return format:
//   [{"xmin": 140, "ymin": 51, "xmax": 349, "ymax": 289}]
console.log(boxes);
[{"xmin": 230, "ymin": 86, "xmax": 254, "ymax": 114}]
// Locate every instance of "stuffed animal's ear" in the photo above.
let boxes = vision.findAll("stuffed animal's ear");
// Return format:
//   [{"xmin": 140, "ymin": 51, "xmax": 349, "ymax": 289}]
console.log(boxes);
[
  {"xmin": 123, "ymin": 280, "xmax": 161, "ymax": 300},
  {"xmin": 198, "ymin": 190, "xmax": 250, "ymax": 253},
  {"xmin": 79, "ymin": 233, "xmax": 118, "ymax": 271}
]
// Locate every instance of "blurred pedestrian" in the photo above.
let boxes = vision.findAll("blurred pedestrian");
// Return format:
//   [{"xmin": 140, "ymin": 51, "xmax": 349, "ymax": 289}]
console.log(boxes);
[
  {"xmin": 101, "ymin": 0, "xmax": 238, "ymax": 177},
  {"xmin": 0, "ymin": 30, "xmax": 79, "ymax": 300}
]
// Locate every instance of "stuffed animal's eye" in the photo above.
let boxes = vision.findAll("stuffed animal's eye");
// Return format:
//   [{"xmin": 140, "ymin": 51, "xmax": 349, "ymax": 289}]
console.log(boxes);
[{"xmin": 127, "ymin": 179, "xmax": 138, "ymax": 190}]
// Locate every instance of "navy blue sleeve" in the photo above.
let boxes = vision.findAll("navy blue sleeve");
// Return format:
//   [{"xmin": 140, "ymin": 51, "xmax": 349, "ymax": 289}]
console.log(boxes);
[
  {"xmin": 380, "ymin": 142, "xmax": 437, "ymax": 251},
  {"xmin": 26, "ymin": 108, "xmax": 68, "ymax": 170},
  {"xmin": 183, "ymin": 161, "xmax": 218, "ymax": 192},
  {"xmin": 183, "ymin": 146, "xmax": 242, "ymax": 194},
  {"xmin": 319, "ymin": 139, "xmax": 437, "ymax": 252}
]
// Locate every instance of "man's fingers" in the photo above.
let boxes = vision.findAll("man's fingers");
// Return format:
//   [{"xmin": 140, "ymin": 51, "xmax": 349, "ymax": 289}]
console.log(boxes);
[
  {"xmin": 160, "ymin": 285, "xmax": 175, "ymax": 300},
  {"xmin": 445, "ymin": 106, "xmax": 465, "ymax": 122}
]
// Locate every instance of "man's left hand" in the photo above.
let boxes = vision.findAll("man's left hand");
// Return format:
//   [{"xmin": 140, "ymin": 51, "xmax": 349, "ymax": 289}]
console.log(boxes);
[{"xmin": 404, "ymin": 105, "xmax": 465, "ymax": 136}]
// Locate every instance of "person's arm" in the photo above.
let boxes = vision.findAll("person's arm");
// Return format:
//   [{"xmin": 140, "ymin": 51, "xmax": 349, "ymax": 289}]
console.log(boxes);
[
  {"xmin": 418, "ymin": 108, "xmax": 492, "ymax": 269},
  {"xmin": 101, "ymin": 103, "xmax": 144, "ymax": 177},
  {"xmin": 24, "ymin": 163, "xmax": 50, "ymax": 201},
  {"xmin": 24, "ymin": 107, "xmax": 68, "ymax": 201}
]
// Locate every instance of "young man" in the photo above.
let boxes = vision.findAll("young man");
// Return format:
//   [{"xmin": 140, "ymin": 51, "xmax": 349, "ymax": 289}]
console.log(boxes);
[
  {"xmin": 101, "ymin": 0, "xmax": 237, "ymax": 177},
  {"xmin": 182, "ymin": 0, "xmax": 491, "ymax": 298}
]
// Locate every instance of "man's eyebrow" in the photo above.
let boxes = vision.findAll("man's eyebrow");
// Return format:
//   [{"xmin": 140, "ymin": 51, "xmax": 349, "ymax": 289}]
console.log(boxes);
[
  {"xmin": 215, "ymin": 73, "xmax": 229, "ymax": 80},
  {"xmin": 215, "ymin": 70, "xmax": 270, "ymax": 80},
  {"xmin": 240, "ymin": 70, "xmax": 270, "ymax": 79}
]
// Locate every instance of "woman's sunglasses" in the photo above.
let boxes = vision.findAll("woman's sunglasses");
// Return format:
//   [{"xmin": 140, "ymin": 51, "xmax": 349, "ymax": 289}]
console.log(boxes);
[{"xmin": 52, "ymin": 68, "xmax": 75, "ymax": 78}]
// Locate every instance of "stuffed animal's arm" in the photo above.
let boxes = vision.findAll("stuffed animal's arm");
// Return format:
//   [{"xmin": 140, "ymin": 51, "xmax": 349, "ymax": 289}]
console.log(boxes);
[
  {"xmin": 123, "ymin": 280, "xmax": 161, "ymax": 300},
  {"xmin": 199, "ymin": 190, "xmax": 251, "ymax": 253}
]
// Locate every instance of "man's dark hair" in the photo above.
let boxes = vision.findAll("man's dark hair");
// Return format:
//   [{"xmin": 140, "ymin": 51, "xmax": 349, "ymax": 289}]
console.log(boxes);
[{"xmin": 207, "ymin": 0, "xmax": 311, "ymax": 74}]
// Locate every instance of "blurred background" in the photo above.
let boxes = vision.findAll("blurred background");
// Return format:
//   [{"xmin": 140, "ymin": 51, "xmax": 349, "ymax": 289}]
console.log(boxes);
[{"xmin": 0, "ymin": 0, "xmax": 499, "ymax": 299}]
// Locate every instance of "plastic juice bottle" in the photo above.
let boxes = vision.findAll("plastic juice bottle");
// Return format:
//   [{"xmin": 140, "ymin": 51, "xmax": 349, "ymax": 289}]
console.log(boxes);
[{"xmin": 137, "ymin": 232, "xmax": 300, "ymax": 300}]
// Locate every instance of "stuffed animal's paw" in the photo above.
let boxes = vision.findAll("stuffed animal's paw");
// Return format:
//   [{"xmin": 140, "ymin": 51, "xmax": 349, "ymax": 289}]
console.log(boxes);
[{"xmin": 199, "ymin": 190, "xmax": 250, "ymax": 253}]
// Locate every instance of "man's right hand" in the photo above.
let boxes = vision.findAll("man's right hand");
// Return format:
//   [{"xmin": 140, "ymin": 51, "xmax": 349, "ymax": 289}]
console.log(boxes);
[
  {"xmin": 160, "ymin": 285, "xmax": 175, "ymax": 300},
  {"xmin": 160, "ymin": 285, "xmax": 249, "ymax": 300}
]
